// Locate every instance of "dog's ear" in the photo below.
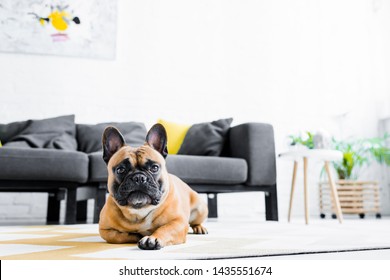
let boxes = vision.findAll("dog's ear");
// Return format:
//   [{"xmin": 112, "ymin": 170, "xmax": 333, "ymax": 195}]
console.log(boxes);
[
  {"xmin": 146, "ymin": 124, "xmax": 168, "ymax": 158},
  {"xmin": 102, "ymin": 126, "xmax": 126, "ymax": 164}
]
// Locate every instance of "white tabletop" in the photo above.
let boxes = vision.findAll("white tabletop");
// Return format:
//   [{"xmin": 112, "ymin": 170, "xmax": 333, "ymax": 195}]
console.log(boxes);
[{"xmin": 279, "ymin": 149, "xmax": 343, "ymax": 161}]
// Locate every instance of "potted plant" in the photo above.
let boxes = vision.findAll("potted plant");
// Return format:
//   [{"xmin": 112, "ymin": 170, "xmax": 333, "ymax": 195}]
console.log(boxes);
[
  {"xmin": 331, "ymin": 135, "xmax": 390, "ymax": 180},
  {"xmin": 320, "ymin": 134, "xmax": 390, "ymax": 219}
]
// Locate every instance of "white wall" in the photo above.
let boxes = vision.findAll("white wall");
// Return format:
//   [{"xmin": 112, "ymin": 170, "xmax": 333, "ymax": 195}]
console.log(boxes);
[{"xmin": 1, "ymin": 0, "xmax": 390, "ymax": 222}]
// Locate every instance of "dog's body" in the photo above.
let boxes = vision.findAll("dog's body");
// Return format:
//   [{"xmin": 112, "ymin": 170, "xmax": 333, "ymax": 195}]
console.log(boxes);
[{"xmin": 99, "ymin": 124, "xmax": 208, "ymax": 250}]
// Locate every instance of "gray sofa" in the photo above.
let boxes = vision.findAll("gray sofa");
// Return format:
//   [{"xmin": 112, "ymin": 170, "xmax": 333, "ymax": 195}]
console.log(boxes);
[{"xmin": 0, "ymin": 116, "xmax": 278, "ymax": 224}]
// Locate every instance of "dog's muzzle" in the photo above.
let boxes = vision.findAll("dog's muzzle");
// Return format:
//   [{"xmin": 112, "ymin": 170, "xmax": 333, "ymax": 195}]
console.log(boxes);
[{"xmin": 114, "ymin": 172, "xmax": 163, "ymax": 208}]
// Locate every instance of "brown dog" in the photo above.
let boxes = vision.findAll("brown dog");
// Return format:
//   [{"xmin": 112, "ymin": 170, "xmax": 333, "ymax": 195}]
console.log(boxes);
[{"xmin": 99, "ymin": 124, "xmax": 208, "ymax": 250}]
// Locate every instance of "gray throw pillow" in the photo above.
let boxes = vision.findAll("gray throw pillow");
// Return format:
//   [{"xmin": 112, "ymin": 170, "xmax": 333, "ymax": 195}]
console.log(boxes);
[
  {"xmin": 0, "ymin": 120, "xmax": 30, "ymax": 143},
  {"xmin": 178, "ymin": 118, "xmax": 233, "ymax": 156},
  {"xmin": 2, "ymin": 115, "xmax": 77, "ymax": 150},
  {"xmin": 77, "ymin": 122, "xmax": 147, "ymax": 153}
]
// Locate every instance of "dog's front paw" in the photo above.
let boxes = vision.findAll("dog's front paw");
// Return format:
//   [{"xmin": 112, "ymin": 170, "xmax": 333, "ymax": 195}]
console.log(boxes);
[
  {"xmin": 192, "ymin": 224, "xmax": 208, "ymax": 234},
  {"xmin": 138, "ymin": 236, "xmax": 162, "ymax": 250}
]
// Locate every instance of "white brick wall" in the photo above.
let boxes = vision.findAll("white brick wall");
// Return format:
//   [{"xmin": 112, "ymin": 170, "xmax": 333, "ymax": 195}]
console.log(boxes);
[
  {"xmin": 0, "ymin": 193, "xmax": 98, "ymax": 223},
  {"xmin": 0, "ymin": 194, "xmax": 13, "ymax": 205},
  {"xmin": 0, "ymin": 193, "xmax": 47, "ymax": 222}
]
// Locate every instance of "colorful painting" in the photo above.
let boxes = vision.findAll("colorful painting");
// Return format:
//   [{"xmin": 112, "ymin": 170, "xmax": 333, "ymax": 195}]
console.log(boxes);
[{"xmin": 0, "ymin": 1, "xmax": 117, "ymax": 59}]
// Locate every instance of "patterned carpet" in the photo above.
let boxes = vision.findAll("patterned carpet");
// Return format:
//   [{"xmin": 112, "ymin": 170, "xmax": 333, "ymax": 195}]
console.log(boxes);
[{"xmin": 1, "ymin": 219, "xmax": 390, "ymax": 260}]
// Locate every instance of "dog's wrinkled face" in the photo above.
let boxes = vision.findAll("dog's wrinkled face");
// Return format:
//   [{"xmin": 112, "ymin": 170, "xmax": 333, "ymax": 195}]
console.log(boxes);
[
  {"xmin": 108, "ymin": 146, "xmax": 166, "ymax": 208},
  {"xmin": 102, "ymin": 124, "xmax": 169, "ymax": 209}
]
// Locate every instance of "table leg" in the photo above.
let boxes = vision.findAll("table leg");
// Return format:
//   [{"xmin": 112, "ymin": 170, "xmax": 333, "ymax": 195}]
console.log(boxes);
[
  {"xmin": 288, "ymin": 161, "xmax": 298, "ymax": 222},
  {"xmin": 303, "ymin": 157, "xmax": 309, "ymax": 225},
  {"xmin": 324, "ymin": 161, "xmax": 343, "ymax": 224}
]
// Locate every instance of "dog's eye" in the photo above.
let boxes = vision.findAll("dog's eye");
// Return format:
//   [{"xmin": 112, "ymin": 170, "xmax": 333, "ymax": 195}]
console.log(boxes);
[
  {"xmin": 150, "ymin": 164, "xmax": 160, "ymax": 173},
  {"xmin": 116, "ymin": 167, "xmax": 125, "ymax": 175}
]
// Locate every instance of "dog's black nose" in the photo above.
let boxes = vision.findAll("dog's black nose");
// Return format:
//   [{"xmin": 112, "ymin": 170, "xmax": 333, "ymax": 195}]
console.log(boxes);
[{"xmin": 133, "ymin": 173, "xmax": 148, "ymax": 185}]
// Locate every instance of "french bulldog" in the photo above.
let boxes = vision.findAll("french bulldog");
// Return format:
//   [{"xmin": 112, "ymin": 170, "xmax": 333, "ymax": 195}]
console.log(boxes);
[{"xmin": 99, "ymin": 124, "xmax": 208, "ymax": 250}]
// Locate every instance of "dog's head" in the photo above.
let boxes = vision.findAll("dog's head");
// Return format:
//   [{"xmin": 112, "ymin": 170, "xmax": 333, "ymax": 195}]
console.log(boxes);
[{"xmin": 102, "ymin": 124, "xmax": 169, "ymax": 209}]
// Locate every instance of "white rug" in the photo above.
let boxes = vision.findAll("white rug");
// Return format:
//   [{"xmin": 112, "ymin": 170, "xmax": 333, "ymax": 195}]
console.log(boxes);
[{"xmin": 0, "ymin": 219, "xmax": 389, "ymax": 260}]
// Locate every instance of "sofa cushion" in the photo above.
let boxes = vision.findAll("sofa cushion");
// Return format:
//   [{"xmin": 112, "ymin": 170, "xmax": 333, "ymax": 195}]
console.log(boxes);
[
  {"xmin": 0, "ymin": 119, "xmax": 30, "ymax": 143},
  {"xmin": 157, "ymin": 119, "xmax": 191, "ymax": 154},
  {"xmin": 1, "ymin": 115, "xmax": 77, "ymax": 150},
  {"xmin": 157, "ymin": 118, "xmax": 233, "ymax": 156},
  {"xmin": 0, "ymin": 147, "xmax": 88, "ymax": 183},
  {"xmin": 77, "ymin": 122, "xmax": 147, "ymax": 153},
  {"xmin": 88, "ymin": 152, "xmax": 107, "ymax": 182},
  {"xmin": 178, "ymin": 118, "xmax": 233, "ymax": 157},
  {"xmin": 166, "ymin": 154, "xmax": 247, "ymax": 184},
  {"xmin": 88, "ymin": 152, "xmax": 247, "ymax": 185}
]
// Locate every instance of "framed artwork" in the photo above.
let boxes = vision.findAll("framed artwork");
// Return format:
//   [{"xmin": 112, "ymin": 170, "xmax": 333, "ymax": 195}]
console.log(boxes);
[{"xmin": 0, "ymin": 0, "xmax": 118, "ymax": 59}]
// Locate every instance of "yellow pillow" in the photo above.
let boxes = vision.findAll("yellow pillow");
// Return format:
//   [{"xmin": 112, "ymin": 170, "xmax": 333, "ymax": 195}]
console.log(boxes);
[
  {"xmin": 157, "ymin": 119, "xmax": 191, "ymax": 154},
  {"xmin": 0, "ymin": 140, "xmax": 2, "ymax": 147}
]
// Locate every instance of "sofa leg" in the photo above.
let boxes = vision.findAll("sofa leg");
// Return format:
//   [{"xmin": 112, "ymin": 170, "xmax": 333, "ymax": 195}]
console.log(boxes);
[
  {"xmin": 265, "ymin": 185, "xmax": 279, "ymax": 221},
  {"xmin": 65, "ymin": 188, "xmax": 77, "ymax": 224},
  {"xmin": 47, "ymin": 189, "xmax": 65, "ymax": 224},
  {"xmin": 207, "ymin": 193, "xmax": 218, "ymax": 218},
  {"xmin": 77, "ymin": 201, "xmax": 88, "ymax": 222},
  {"xmin": 93, "ymin": 183, "xmax": 107, "ymax": 224}
]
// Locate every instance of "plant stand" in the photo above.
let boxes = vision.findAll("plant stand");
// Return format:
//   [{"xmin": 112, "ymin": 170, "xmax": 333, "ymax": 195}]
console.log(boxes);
[{"xmin": 319, "ymin": 180, "xmax": 381, "ymax": 219}]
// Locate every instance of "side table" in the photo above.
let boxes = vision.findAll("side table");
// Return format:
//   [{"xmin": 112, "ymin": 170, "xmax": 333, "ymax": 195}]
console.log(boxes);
[{"xmin": 279, "ymin": 149, "xmax": 343, "ymax": 224}]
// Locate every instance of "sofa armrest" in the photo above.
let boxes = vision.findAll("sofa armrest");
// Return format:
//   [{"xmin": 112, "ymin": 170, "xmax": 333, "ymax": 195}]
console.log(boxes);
[{"xmin": 227, "ymin": 123, "xmax": 276, "ymax": 186}]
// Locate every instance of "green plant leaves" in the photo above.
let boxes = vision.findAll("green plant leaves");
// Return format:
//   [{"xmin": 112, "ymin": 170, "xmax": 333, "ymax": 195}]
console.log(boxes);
[
  {"xmin": 331, "ymin": 135, "xmax": 390, "ymax": 180},
  {"xmin": 289, "ymin": 131, "xmax": 315, "ymax": 149}
]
